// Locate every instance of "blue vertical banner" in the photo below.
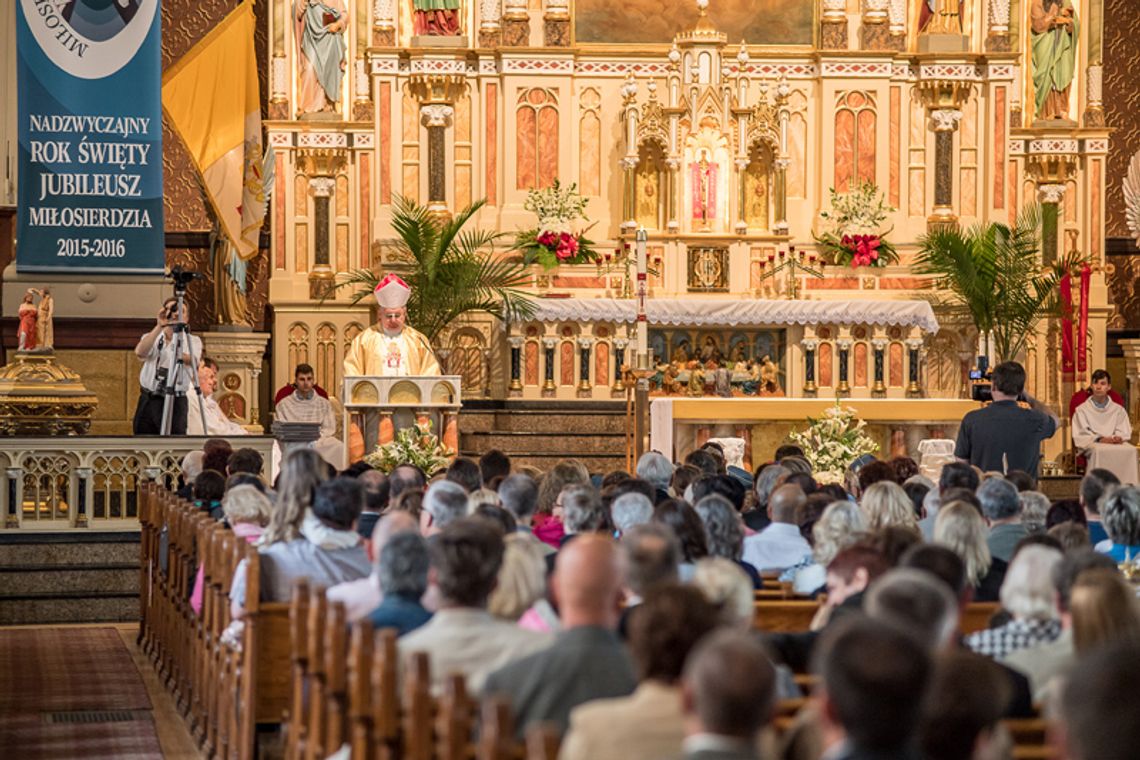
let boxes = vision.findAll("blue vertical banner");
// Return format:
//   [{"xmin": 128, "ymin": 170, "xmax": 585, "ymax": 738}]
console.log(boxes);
[{"xmin": 16, "ymin": 0, "xmax": 164, "ymax": 274}]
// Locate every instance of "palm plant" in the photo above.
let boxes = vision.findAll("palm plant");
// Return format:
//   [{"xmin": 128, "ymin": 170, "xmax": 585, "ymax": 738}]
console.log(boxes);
[
  {"xmin": 913, "ymin": 204, "xmax": 1085, "ymax": 363},
  {"xmin": 334, "ymin": 196, "xmax": 536, "ymax": 344}
]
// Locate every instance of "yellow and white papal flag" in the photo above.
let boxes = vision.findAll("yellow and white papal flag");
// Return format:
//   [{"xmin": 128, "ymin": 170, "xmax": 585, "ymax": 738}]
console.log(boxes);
[{"xmin": 162, "ymin": 0, "xmax": 265, "ymax": 259}]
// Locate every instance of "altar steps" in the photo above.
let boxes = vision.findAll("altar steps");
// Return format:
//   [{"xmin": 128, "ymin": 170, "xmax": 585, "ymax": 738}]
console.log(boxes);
[
  {"xmin": 459, "ymin": 400, "xmax": 629, "ymax": 473},
  {"xmin": 0, "ymin": 532, "xmax": 139, "ymax": 625}
]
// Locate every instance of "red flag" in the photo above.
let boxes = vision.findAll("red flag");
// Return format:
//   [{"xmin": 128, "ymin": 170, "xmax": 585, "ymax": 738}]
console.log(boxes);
[{"xmin": 1078, "ymin": 265, "xmax": 1091, "ymax": 374}]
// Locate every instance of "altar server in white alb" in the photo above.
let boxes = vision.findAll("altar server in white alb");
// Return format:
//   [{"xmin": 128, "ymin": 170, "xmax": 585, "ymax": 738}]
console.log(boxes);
[
  {"xmin": 187, "ymin": 357, "xmax": 248, "ymax": 437},
  {"xmin": 343, "ymin": 274, "xmax": 441, "ymax": 377},
  {"xmin": 1072, "ymin": 369, "xmax": 1137, "ymax": 484},
  {"xmin": 275, "ymin": 363, "xmax": 344, "ymax": 469}
]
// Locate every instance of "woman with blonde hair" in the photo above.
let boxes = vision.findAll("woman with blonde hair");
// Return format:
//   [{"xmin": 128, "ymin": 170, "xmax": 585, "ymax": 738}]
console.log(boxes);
[
  {"xmin": 488, "ymin": 533, "xmax": 548, "ymax": 622},
  {"xmin": 935, "ymin": 500, "xmax": 1006, "ymax": 602},
  {"xmin": 190, "ymin": 485, "xmax": 272, "ymax": 615},
  {"xmin": 860, "ymin": 480, "xmax": 920, "ymax": 532},
  {"xmin": 1069, "ymin": 567, "xmax": 1140, "ymax": 654},
  {"xmin": 262, "ymin": 448, "xmax": 328, "ymax": 545}
]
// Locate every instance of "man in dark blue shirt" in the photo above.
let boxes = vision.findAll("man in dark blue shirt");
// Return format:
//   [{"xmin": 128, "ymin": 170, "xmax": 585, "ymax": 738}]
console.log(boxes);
[
  {"xmin": 367, "ymin": 531, "xmax": 432, "ymax": 636},
  {"xmin": 955, "ymin": 361, "xmax": 1058, "ymax": 477}
]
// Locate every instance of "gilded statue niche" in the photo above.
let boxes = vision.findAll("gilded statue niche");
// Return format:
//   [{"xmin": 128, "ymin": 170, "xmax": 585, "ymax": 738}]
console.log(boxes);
[
  {"xmin": 635, "ymin": 142, "xmax": 666, "ymax": 230},
  {"xmin": 742, "ymin": 144, "xmax": 773, "ymax": 231}
]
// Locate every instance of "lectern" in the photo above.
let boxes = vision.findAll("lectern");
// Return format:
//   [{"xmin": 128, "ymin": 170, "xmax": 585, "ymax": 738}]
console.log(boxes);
[{"xmin": 342, "ymin": 375, "xmax": 462, "ymax": 463}]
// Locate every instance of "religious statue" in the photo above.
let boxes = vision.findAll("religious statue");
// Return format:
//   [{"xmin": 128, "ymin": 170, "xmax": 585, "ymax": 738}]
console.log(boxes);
[
  {"xmin": 919, "ymin": 0, "xmax": 964, "ymax": 33},
  {"xmin": 691, "ymin": 150, "xmax": 717, "ymax": 230},
  {"xmin": 699, "ymin": 336, "xmax": 723, "ymax": 365},
  {"xmin": 759, "ymin": 355, "xmax": 783, "ymax": 396},
  {"xmin": 1030, "ymin": 0, "xmax": 1078, "ymax": 121},
  {"xmin": 344, "ymin": 274, "xmax": 442, "ymax": 377},
  {"xmin": 36, "ymin": 287, "xmax": 53, "ymax": 350},
  {"xmin": 662, "ymin": 362, "xmax": 682, "ymax": 395},
  {"xmin": 17, "ymin": 290, "xmax": 37, "ymax": 351},
  {"xmin": 671, "ymin": 339, "xmax": 691, "ymax": 364},
  {"xmin": 687, "ymin": 365, "xmax": 706, "ymax": 397},
  {"xmin": 295, "ymin": 0, "xmax": 348, "ymax": 114},
  {"xmin": 413, "ymin": 0, "xmax": 462, "ymax": 36}
]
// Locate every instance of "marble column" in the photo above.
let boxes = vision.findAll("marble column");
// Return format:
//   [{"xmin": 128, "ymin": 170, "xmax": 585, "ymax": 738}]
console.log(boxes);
[
  {"xmin": 373, "ymin": 0, "xmax": 396, "ymax": 45},
  {"xmin": 5, "ymin": 468, "xmax": 20, "ymax": 528},
  {"xmin": 801, "ymin": 338, "xmax": 818, "ymax": 394},
  {"xmin": 542, "ymin": 337, "xmax": 557, "ymax": 395},
  {"xmin": 613, "ymin": 338, "xmax": 628, "ymax": 394},
  {"xmin": 508, "ymin": 337, "xmax": 523, "ymax": 394},
  {"xmin": 479, "ymin": 0, "xmax": 502, "ymax": 47},
  {"xmin": 837, "ymin": 339, "xmax": 852, "ymax": 396},
  {"xmin": 543, "ymin": 0, "xmax": 570, "ymax": 46},
  {"xmin": 1085, "ymin": 64, "xmax": 1105, "ymax": 127},
  {"xmin": 75, "ymin": 467, "xmax": 92, "ymax": 528},
  {"xmin": 907, "ymin": 338, "xmax": 924, "ymax": 396},
  {"xmin": 308, "ymin": 176, "xmax": 336, "ymax": 298},
  {"xmin": 861, "ymin": 0, "xmax": 891, "ymax": 50},
  {"xmin": 1038, "ymin": 184, "xmax": 1065, "ymax": 266},
  {"xmin": 270, "ymin": 0, "xmax": 289, "ymax": 118},
  {"xmin": 502, "ymin": 0, "xmax": 529, "ymax": 47},
  {"xmin": 986, "ymin": 0, "xmax": 1011, "ymax": 51},
  {"xmin": 872, "ymin": 338, "xmax": 887, "ymax": 395},
  {"xmin": 918, "ymin": 79, "xmax": 971, "ymax": 231},
  {"xmin": 409, "ymin": 75, "xmax": 467, "ymax": 220},
  {"xmin": 577, "ymin": 338, "xmax": 593, "ymax": 395},
  {"xmin": 821, "ymin": 0, "xmax": 848, "ymax": 49}
]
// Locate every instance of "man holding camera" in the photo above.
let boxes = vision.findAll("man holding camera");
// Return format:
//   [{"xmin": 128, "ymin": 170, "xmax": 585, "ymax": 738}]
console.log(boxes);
[
  {"xmin": 132, "ymin": 297, "xmax": 203, "ymax": 435},
  {"xmin": 955, "ymin": 361, "xmax": 1059, "ymax": 477}
]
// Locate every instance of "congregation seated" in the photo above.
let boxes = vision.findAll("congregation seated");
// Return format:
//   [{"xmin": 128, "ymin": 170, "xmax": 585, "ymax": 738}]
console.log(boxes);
[{"xmin": 742, "ymin": 483, "xmax": 811, "ymax": 572}]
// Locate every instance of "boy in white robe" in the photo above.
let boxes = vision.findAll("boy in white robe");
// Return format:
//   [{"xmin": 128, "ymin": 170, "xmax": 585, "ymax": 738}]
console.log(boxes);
[
  {"xmin": 276, "ymin": 363, "xmax": 344, "ymax": 470},
  {"xmin": 1072, "ymin": 369, "xmax": 1136, "ymax": 484}
]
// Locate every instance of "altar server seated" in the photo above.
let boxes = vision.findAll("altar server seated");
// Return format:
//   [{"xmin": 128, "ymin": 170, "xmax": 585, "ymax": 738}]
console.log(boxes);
[
  {"xmin": 275, "ymin": 362, "xmax": 344, "ymax": 469},
  {"xmin": 1072, "ymin": 369, "xmax": 1136, "ymax": 485}
]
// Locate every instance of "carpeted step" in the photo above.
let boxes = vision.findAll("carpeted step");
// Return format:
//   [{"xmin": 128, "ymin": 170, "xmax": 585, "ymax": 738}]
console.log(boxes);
[{"xmin": 0, "ymin": 593, "xmax": 139, "ymax": 625}]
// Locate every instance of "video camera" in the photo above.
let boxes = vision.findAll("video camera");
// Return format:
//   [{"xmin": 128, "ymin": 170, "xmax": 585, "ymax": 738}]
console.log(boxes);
[
  {"xmin": 969, "ymin": 356, "xmax": 992, "ymax": 402},
  {"xmin": 166, "ymin": 265, "xmax": 205, "ymax": 293}
]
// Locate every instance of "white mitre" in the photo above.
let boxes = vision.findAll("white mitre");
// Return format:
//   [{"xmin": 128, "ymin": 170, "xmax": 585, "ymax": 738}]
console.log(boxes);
[{"xmin": 375, "ymin": 273, "xmax": 411, "ymax": 309}]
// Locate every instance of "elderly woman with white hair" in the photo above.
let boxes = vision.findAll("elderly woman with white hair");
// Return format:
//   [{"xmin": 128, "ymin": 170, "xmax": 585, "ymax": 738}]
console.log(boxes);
[
  {"xmin": 964, "ymin": 544, "xmax": 1063, "ymax": 660},
  {"xmin": 636, "ymin": 452, "xmax": 673, "ymax": 504},
  {"xmin": 786, "ymin": 500, "xmax": 865, "ymax": 596},
  {"xmin": 190, "ymin": 485, "xmax": 272, "ymax": 615}
]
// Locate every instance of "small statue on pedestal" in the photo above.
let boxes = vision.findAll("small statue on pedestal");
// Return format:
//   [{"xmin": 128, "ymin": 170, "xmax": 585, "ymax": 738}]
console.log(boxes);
[{"xmin": 17, "ymin": 288, "xmax": 53, "ymax": 352}]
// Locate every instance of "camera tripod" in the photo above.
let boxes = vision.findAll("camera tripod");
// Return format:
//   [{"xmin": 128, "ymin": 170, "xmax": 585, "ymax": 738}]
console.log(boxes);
[{"xmin": 158, "ymin": 271, "xmax": 208, "ymax": 436}]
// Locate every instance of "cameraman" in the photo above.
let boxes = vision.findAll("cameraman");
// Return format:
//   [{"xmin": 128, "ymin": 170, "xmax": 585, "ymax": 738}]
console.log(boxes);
[
  {"xmin": 132, "ymin": 297, "xmax": 203, "ymax": 435},
  {"xmin": 955, "ymin": 361, "xmax": 1058, "ymax": 477}
]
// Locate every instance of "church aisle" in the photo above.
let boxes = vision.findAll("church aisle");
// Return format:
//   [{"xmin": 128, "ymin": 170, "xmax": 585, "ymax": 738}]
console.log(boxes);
[{"xmin": 0, "ymin": 623, "xmax": 201, "ymax": 759}]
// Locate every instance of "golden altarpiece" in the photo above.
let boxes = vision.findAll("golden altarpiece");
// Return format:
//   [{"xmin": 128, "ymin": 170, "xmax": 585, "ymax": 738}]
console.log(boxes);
[{"xmin": 261, "ymin": 0, "xmax": 1114, "ymax": 463}]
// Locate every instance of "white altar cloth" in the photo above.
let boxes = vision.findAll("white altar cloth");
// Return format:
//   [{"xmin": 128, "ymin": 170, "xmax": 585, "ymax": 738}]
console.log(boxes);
[{"xmin": 514, "ymin": 298, "xmax": 939, "ymax": 333}]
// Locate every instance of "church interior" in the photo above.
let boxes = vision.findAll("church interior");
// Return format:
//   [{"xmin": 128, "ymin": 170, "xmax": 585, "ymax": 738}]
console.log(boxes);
[{"xmin": 2, "ymin": 0, "xmax": 1140, "ymax": 757}]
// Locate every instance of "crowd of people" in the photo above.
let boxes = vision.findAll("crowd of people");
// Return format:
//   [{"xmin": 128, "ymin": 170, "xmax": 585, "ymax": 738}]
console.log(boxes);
[{"xmin": 175, "ymin": 430, "xmax": 1140, "ymax": 760}]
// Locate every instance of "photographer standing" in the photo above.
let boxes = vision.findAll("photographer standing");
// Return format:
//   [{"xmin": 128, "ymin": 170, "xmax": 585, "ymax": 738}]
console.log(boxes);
[
  {"xmin": 132, "ymin": 297, "xmax": 203, "ymax": 435},
  {"xmin": 955, "ymin": 361, "xmax": 1059, "ymax": 477}
]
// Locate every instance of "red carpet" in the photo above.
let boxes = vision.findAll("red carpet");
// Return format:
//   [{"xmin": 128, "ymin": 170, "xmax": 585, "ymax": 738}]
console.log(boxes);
[{"xmin": 0, "ymin": 627, "xmax": 162, "ymax": 758}]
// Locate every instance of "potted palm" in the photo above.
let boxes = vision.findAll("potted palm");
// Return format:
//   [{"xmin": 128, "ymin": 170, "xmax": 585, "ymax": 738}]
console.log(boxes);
[
  {"xmin": 335, "ymin": 196, "xmax": 537, "ymax": 344},
  {"xmin": 912, "ymin": 204, "xmax": 1084, "ymax": 364}
]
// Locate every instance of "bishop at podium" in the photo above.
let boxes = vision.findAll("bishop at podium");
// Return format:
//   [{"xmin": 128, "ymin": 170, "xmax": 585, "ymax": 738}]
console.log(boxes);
[{"xmin": 344, "ymin": 274, "xmax": 441, "ymax": 377}]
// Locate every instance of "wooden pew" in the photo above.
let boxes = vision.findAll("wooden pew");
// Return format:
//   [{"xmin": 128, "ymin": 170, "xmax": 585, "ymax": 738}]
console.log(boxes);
[
  {"xmin": 286, "ymin": 579, "xmax": 311, "ymax": 760},
  {"xmin": 753, "ymin": 600, "xmax": 821, "ymax": 632},
  {"xmin": 961, "ymin": 601, "xmax": 1001, "ymax": 635}
]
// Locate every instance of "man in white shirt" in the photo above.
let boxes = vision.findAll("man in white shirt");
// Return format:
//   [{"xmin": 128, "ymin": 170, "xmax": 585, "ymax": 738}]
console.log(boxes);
[
  {"xmin": 1072, "ymin": 369, "xmax": 1136, "ymax": 484},
  {"xmin": 275, "ymin": 363, "xmax": 343, "ymax": 469},
  {"xmin": 741, "ymin": 484, "xmax": 811, "ymax": 572},
  {"xmin": 187, "ymin": 357, "xmax": 248, "ymax": 437},
  {"xmin": 132, "ymin": 297, "xmax": 203, "ymax": 434}
]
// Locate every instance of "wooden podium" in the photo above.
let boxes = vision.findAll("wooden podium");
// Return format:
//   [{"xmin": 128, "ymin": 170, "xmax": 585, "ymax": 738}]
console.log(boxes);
[{"xmin": 342, "ymin": 375, "xmax": 462, "ymax": 463}]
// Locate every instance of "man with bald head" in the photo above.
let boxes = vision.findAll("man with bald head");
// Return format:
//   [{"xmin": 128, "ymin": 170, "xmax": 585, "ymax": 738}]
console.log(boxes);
[
  {"xmin": 741, "ymin": 483, "xmax": 811, "ymax": 572},
  {"xmin": 483, "ymin": 534, "xmax": 636, "ymax": 737},
  {"xmin": 327, "ymin": 510, "xmax": 419, "ymax": 621}
]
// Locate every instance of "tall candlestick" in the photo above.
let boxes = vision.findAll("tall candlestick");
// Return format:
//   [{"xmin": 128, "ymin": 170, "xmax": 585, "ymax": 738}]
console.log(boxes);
[{"xmin": 636, "ymin": 228, "xmax": 648, "ymax": 364}]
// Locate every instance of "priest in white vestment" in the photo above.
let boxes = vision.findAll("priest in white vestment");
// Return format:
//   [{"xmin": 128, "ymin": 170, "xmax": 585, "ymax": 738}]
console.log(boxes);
[
  {"xmin": 187, "ymin": 359, "xmax": 248, "ymax": 437},
  {"xmin": 343, "ymin": 274, "xmax": 441, "ymax": 377},
  {"xmin": 1072, "ymin": 369, "xmax": 1137, "ymax": 484},
  {"xmin": 275, "ymin": 363, "xmax": 344, "ymax": 470}
]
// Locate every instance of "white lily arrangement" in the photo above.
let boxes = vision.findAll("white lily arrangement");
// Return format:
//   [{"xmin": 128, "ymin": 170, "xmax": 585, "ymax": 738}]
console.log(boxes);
[{"xmin": 788, "ymin": 402, "xmax": 879, "ymax": 485}]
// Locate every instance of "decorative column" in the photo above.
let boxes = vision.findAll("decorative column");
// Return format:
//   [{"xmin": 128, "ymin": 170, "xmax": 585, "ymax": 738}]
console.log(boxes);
[
  {"xmin": 353, "ymin": 0, "xmax": 372, "ymax": 119},
  {"xmin": 577, "ymin": 338, "xmax": 593, "ymax": 396},
  {"xmin": 508, "ymin": 337, "xmax": 523, "ymax": 395},
  {"xmin": 441, "ymin": 411, "xmax": 459, "ymax": 453},
  {"xmin": 820, "ymin": 0, "xmax": 848, "ymax": 50},
  {"xmin": 409, "ymin": 75, "xmax": 467, "ymax": 221},
  {"xmin": 801, "ymin": 338, "xmax": 818, "ymax": 395},
  {"xmin": 543, "ymin": 0, "xmax": 570, "ymax": 46},
  {"xmin": 373, "ymin": 0, "xmax": 396, "ymax": 45},
  {"xmin": 479, "ymin": 0, "xmax": 502, "ymax": 47},
  {"xmin": 887, "ymin": 0, "xmax": 907, "ymax": 50},
  {"xmin": 665, "ymin": 47, "xmax": 682, "ymax": 233},
  {"xmin": 1026, "ymin": 147, "xmax": 1077, "ymax": 266},
  {"xmin": 773, "ymin": 78, "xmax": 791, "ymax": 235},
  {"xmin": 906, "ymin": 338, "xmax": 924, "ymax": 396},
  {"xmin": 378, "ymin": 410, "xmax": 395, "ymax": 445},
  {"xmin": 249, "ymin": 366, "xmax": 262, "ymax": 425},
  {"xmin": 986, "ymin": 0, "xmax": 1011, "ymax": 51},
  {"xmin": 612, "ymin": 338, "xmax": 628, "ymax": 394},
  {"xmin": 836, "ymin": 339, "xmax": 852, "ymax": 396},
  {"xmin": 270, "ymin": 0, "xmax": 288, "ymax": 118},
  {"xmin": 542, "ymin": 337, "xmax": 557, "ymax": 395},
  {"xmin": 502, "ymin": 0, "xmax": 529, "ymax": 47},
  {"xmin": 309, "ymin": 176, "xmax": 336, "ymax": 298},
  {"xmin": 872, "ymin": 338, "xmax": 887, "ymax": 395},
  {"xmin": 6, "ymin": 467, "xmax": 22, "ymax": 528},
  {"xmin": 861, "ymin": 0, "xmax": 891, "ymax": 51},
  {"xmin": 1085, "ymin": 64, "xmax": 1105, "ymax": 127},
  {"xmin": 620, "ymin": 75, "xmax": 640, "ymax": 233},
  {"xmin": 1009, "ymin": 65, "xmax": 1023, "ymax": 128},
  {"xmin": 732, "ymin": 44, "xmax": 751, "ymax": 235},
  {"xmin": 917, "ymin": 79, "xmax": 971, "ymax": 231},
  {"xmin": 75, "ymin": 467, "xmax": 92, "ymax": 528}
]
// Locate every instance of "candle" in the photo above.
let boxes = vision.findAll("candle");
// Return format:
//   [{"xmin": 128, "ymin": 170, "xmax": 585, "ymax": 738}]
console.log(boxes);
[
  {"xmin": 636, "ymin": 228, "xmax": 648, "ymax": 359},
  {"xmin": 767, "ymin": 252, "xmax": 775, "ymax": 262},
  {"xmin": 779, "ymin": 248, "xmax": 786, "ymax": 258}
]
